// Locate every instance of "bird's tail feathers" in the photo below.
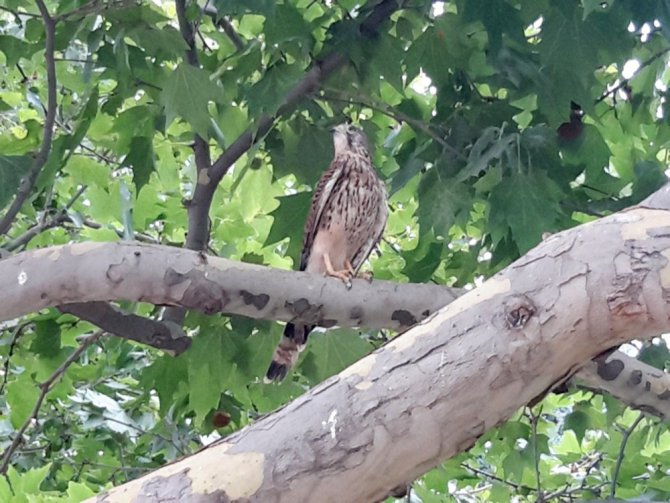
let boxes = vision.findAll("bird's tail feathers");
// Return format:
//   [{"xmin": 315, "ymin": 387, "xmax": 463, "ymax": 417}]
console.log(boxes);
[{"xmin": 264, "ymin": 323, "xmax": 313, "ymax": 382}]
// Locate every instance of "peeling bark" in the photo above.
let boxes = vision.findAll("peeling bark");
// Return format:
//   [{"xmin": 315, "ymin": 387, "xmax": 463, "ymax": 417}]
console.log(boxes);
[
  {"xmin": 91, "ymin": 197, "xmax": 670, "ymax": 502},
  {"xmin": 0, "ymin": 242, "xmax": 459, "ymax": 332}
]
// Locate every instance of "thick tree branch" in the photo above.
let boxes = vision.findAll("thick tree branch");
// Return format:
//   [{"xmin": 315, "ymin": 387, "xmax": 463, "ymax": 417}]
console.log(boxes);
[
  {"xmin": 90, "ymin": 189, "xmax": 670, "ymax": 502},
  {"xmin": 0, "ymin": 0, "xmax": 57, "ymax": 236},
  {"xmin": 574, "ymin": 350, "xmax": 670, "ymax": 420},
  {"xmin": 0, "ymin": 241, "xmax": 457, "ymax": 333}
]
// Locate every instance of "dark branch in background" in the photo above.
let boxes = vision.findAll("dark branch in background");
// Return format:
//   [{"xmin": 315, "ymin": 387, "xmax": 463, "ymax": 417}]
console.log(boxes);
[
  {"xmin": 0, "ymin": 0, "xmax": 57, "ymax": 236},
  {"xmin": 0, "ymin": 330, "xmax": 104, "ymax": 474},
  {"xmin": 54, "ymin": 0, "xmax": 135, "ymax": 22},
  {"xmin": 175, "ymin": 0, "xmax": 211, "ymax": 175},
  {"xmin": 203, "ymin": 5, "xmax": 245, "ymax": 51},
  {"xmin": 0, "ymin": 5, "xmax": 40, "ymax": 18},
  {"xmin": 58, "ymin": 302, "xmax": 189, "ymax": 353}
]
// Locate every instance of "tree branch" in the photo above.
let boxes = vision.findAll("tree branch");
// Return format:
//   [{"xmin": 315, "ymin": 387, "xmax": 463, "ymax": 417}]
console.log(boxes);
[
  {"xmin": 58, "ymin": 302, "xmax": 190, "ymax": 353},
  {"xmin": 0, "ymin": 241, "xmax": 458, "ymax": 334},
  {"xmin": 202, "ymin": 5, "xmax": 245, "ymax": 51},
  {"xmin": 54, "ymin": 0, "xmax": 136, "ymax": 22},
  {"xmin": 574, "ymin": 350, "xmax": 670, "ymax": 420},
  {"xmin": 0, "ymin": 0, "xmax": 57, "ymax": 236},
  {"xmin": 609, "ymin": 413, "xmax": 644, "ymax": 498}
]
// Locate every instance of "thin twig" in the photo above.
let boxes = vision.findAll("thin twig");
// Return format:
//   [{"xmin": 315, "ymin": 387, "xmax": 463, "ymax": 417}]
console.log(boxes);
[
  {"xmin": 0, "ymin": 0, "xmax": 57, "ymax": 236},
  {"xmin": 610, "ymin": 413, "xmax": 644, "ymax": 498},
  {"xmin": 0, "ymin": 5, "xmax": 40, "ymax": 18},
  {"xmin": 320, "ymin": 89, "xmax": 467, "ymax": 162},
  {"xmin": 2, "ymin": 185, "xmax": 87, "ymax": 251},
  {"xmin": 101, "ymin": 416, "xmax": 188, "ymax": 456},
  {"xmin": 461, "ymin": 463, "xmax": 536, "ymax": 493},
  {"xmin": 0, "ymin": 321, "xmax": 32, "ymax": 396},
  {"xmin": 596, "ymin": 48, "xmax": 670, "ymax": 104},
  {"xmin": 55, "ymin": 0, "xmax": 135, "ymax": 22},
  {"xmin": 0, "ymin": 330, "xmax": 104, "ymax": 474},
  {"xmin": 527, "ymin": 406, "xmax": 543, "ymax": 502}
]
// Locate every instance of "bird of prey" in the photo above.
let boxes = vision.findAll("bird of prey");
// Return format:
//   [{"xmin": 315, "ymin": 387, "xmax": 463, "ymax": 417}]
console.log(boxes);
[{"xmin": 265, "ymin": 123, "xmax": 388, "ymax": 381}]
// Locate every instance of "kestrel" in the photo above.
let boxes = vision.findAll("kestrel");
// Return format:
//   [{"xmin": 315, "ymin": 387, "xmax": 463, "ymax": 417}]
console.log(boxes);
[{"xmin": 265, "ymin": 123, "xmax": 388, "ymax": 381}]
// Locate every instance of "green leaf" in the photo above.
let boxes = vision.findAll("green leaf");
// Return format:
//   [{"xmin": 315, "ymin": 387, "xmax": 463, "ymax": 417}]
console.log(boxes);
[
  {"xmin": 0, "ymin": 35, "xmax": 36, "ymax": 66},
  {"xmin": 7, "ymin": 378, "xmax": 39, "ymax": 429},
  {"xmin": 267, "ymin": 122, "xmax": 333, "ymax": 185},
  {"xmin": 299, "ymin": 330, "xmax": 374, "ymax": 383},
  {"xmin": 638, "ymin": 341, "xmax": 670, "ymax": 370},
  {"xmin": 129, "ymin": 26, "xmax": 188, "ymax": 60},
  {"xmin": 7, "ymin": 464, "xmax": 50, "ymax": 497},
  {"xmin": 264, "ymin": 3, "xmax": 312, "ymax": 49},
  {"xmin": 246, "ymin": 63, "xmax": 303, "ymax": 119},
  {"xmin": 122, "ymin": 136, "xmax": 156, "ymax": 192},
  {"xmin": 402, "ymin": 233, "xmax": 443, "ymax": 282},
  {"xmin": 161, "ymin": 64, "xmax": 224, "ymax": 139},
  {"xmin": 30, "ymin": 319, "xmax": 61, "ymax": 358},
  {"xmin": 0, "ymin": 155, "xmax": 32, "ymax": 209},
  {"xmin": 416, "ymin": 171, "xmax": 471, "ymax": 239},
  {"xmin": 489, "ymin": 171, "xmax": 563, "ymax": 253},
  {"xmin": 265, "ymin": 192, "xmax": 312, "ymax": 266},
  {"xmin": 212, "ymin": 0, "xmax": 275, "ymax": 16},
  {"xmin": 457, "ymin": 127, "xmax": 516, "ymax": 182}
]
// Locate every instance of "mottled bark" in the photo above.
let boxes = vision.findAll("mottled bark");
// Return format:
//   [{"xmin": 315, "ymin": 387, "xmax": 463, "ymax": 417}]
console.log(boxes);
[
  {"xmin": 575, "ymin": 349, "xmax": 670, "ymax": 420},
  {"xmin": 92, "ymin": 195, "xmax": 670, "ymax": 502},
  {"xmin": 0, "ymin": 242, "xmax": 458, "ymax": 332}
]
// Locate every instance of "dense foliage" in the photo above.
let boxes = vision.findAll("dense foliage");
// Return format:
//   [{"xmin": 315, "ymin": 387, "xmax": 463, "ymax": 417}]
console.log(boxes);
[{"xmin": 0, "ymin": 0, "xmax": 669, "ymax": 500}]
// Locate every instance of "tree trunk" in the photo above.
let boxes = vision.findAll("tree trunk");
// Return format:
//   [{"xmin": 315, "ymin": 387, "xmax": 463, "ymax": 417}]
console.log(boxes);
[{"xmin": 91, "ymin": 190, "xmax": 670, "ymax": 502}]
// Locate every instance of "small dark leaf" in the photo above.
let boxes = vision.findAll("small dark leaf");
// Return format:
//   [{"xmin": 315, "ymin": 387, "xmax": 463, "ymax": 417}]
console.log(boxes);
[
  {"xmin": 122, "ymin": 137, "xmax": 155, "ymax": 192},
  {"xmin": 0, "ymin": 155, "xmax": 33, "ymax": 210}
]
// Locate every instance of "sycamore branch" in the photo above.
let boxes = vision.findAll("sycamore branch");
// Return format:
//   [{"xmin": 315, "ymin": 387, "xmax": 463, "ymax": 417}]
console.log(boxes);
[{"xmin": 0, "ymin": 241, "xmax": 458, "ymax": 331}]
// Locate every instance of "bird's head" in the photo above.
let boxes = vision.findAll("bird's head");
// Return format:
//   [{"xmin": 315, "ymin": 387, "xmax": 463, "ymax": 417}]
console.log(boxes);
[{"xmin": 331, "ymin": 123, "xmax": 371, "ymax": 157}]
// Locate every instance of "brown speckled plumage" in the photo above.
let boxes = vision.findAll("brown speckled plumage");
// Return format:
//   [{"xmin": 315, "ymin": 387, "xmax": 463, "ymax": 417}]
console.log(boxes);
[{"xmin": 265, "ymin": 124, "xmax": 388, "ymax": 381}]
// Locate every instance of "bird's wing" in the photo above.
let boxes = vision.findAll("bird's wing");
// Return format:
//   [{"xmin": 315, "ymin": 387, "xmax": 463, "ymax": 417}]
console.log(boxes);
[
  {"xmin": 299, "ymin": 158, "xmax": 347, "ymax": 271},
  {"xmin": 351, "ymin": 184, "xmax": 388, "ymax": 274}
]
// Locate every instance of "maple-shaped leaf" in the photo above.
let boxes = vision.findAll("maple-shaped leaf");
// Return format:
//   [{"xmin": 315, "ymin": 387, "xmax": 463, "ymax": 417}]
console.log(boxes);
[
  {"xmin": 122, "ymin": 136, "xmax": 155, "ymax": 193},
  {"xmin": 161, "ymin": 64, "xmax": 223, "ymax": 139},
  {"xmin": 489, "ymin": 171, "xmax": 563, "ymax": 253}
]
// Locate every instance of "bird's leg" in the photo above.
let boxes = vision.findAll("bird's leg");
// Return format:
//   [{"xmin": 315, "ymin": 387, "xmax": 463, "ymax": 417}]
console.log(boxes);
[{"xmin": 323, "ymin": 253, "xmax": 353, "ymax": 288}]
